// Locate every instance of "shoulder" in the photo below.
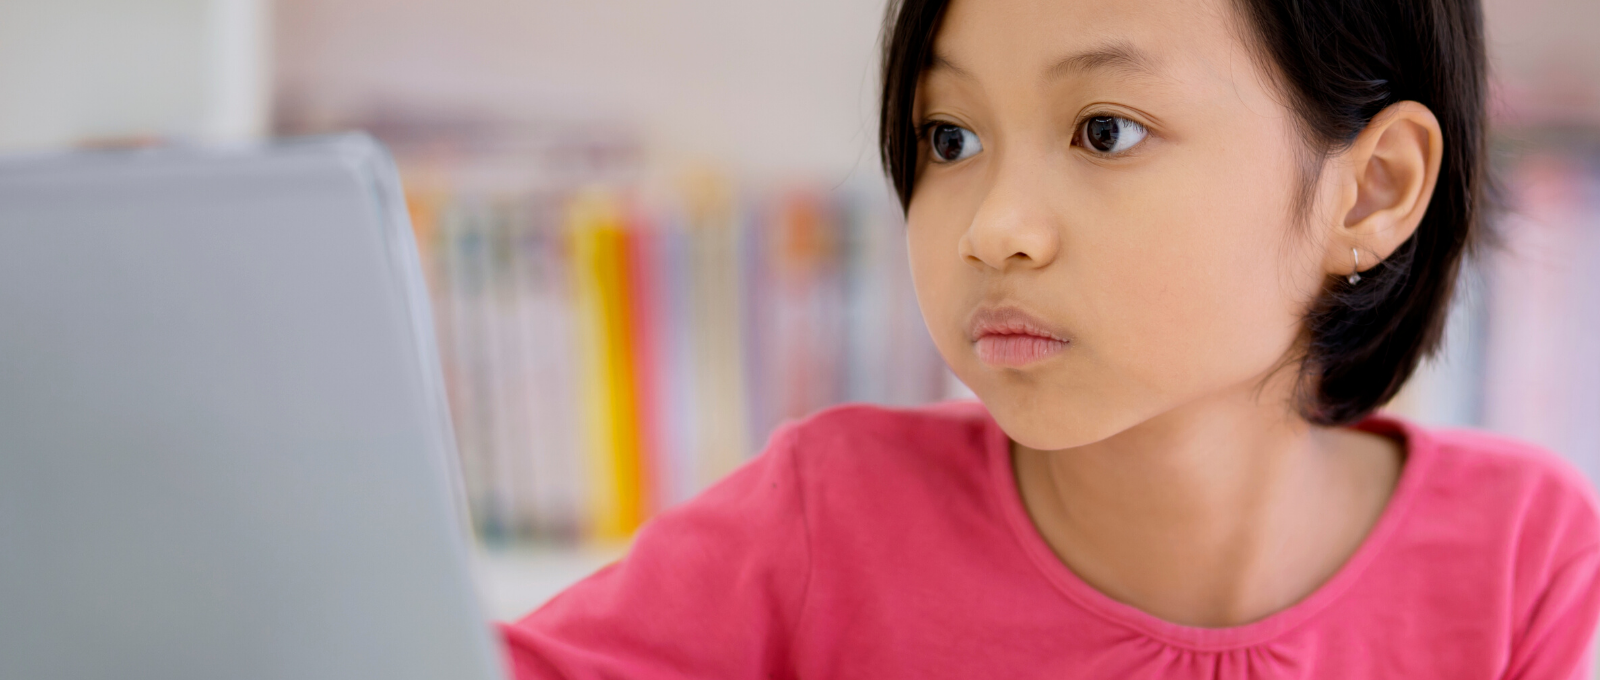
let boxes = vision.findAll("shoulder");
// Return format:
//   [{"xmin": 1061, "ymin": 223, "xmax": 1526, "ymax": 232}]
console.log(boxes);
[
  {"xmin": 1393, "ymin": 415, "xmax": 1600, "ymax": 570},
  {"xmin": 674, "ymin": 400, "xmax": 995, "ymax": 522},
  {"xmin": 771, "ymin": 399, "xmax": 1000, "ymax": 517},
  {"xmin": 1423, "ymin": 422, "xmax": 1598, "ymax": 529},
  {"xmin": 780, "ymin": 400, "xmax": 994, "ymax": 454}
]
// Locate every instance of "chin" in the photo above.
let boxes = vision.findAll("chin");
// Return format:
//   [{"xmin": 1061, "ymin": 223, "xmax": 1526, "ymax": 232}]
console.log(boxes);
[
  {"xmin": 985, "ymin": 400, "xmax": 1123, "ymax": 452},
  {"xmin": 961, "ymin": 368, "xmax": 1140, "ymax": 452}
]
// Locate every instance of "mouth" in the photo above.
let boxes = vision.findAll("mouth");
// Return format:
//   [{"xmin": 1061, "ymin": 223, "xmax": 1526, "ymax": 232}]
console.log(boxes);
[{"xmin": 967, "ymin": 306, "xmax": 1071, "ymax": 368}]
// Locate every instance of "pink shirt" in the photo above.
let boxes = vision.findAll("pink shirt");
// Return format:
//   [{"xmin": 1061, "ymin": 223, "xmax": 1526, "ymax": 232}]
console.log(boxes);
[{"xmin": 501, "ymin": 401, "xmax": 1600, "ymax": 679}]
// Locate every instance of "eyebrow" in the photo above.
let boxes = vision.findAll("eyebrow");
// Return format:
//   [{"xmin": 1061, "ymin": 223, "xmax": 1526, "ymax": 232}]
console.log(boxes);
[
  {"xmin": 1046, "ymin": 41, "xmax": 1162, "ymax": 81},
  {"xmin": 928, "ymin": 40, "xmax": 1163, "ymax": 83}
]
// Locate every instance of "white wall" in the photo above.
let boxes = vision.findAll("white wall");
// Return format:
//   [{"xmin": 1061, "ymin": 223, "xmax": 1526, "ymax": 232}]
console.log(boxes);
[
  {"xmin": 0, "ymin": 0, "xmax": 269, "ymax": 151},
  {"xmin": 272, "ymin": 0, "xmax": 889, "ymax": 181}
]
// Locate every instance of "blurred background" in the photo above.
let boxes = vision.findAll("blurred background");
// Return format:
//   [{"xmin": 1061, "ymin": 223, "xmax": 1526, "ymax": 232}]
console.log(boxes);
[{"xmin": 3, "ymin": 0, "xmax": 1597, "ymax": 622}]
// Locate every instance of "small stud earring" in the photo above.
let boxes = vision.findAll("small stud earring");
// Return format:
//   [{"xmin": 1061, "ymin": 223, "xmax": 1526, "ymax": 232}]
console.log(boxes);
[{"xmin": 1347, "ymin": 248, "xmax": 1362, "ymax": 285}]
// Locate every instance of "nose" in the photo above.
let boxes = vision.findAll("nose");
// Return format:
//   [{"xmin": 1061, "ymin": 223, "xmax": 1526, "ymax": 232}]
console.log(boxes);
[{"xmin": 956, "ymin": 163, "xmax": 1061, "ymax": 272}]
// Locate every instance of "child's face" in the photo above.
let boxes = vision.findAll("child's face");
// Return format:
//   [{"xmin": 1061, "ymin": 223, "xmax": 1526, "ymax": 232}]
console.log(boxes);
[{"xmin": 909, "ymin": 0, "xmax": 1336, "ymax": 450}]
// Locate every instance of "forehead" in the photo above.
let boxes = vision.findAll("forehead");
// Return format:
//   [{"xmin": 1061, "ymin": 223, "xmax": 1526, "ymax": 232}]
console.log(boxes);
[{"xmin": 930, "ymin": 0, "xmax": 1254, "ymax": 88}]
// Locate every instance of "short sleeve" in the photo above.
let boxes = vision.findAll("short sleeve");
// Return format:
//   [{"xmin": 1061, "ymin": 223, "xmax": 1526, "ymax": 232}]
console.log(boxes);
[
  {"xmin": 1503, "ymin": 545, "xmax": 1600, "ymax": 680},
  {"xmin": 499, "ymin": 423, "xmax": 812, "ymax": 680}
]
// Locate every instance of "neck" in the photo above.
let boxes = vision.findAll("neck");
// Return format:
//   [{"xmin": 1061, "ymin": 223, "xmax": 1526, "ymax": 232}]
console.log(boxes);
[{"xmin": 1011, "ymin": 375, "xmax": 1397, "ymax": 627}]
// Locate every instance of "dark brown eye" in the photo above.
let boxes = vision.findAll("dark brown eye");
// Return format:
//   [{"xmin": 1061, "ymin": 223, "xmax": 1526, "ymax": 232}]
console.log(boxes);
[
  {"xmin": 1078, "ymin": 115, "xmax": 1148, "ymax": 154},
  {"xmin": 930, "ymin": 123, "xmax": 982, "ymax": 163}
]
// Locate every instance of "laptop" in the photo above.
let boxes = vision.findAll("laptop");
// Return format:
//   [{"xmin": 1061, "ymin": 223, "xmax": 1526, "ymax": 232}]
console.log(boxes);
[{"xmin": 0, "ymin": 135, "xmax": 506, "ymax": 680}]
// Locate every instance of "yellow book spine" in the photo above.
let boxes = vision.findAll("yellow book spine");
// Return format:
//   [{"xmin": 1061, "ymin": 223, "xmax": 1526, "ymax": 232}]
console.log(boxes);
[{"xmin": 568, "ymin": 192, "xmax": 644, "ymax": 544}]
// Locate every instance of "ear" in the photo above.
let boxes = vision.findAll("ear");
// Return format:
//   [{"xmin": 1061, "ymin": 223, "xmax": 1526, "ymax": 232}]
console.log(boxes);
[{"xmin": 1321, "ymin": 101, "xmax": 1444, "ymax": 279}]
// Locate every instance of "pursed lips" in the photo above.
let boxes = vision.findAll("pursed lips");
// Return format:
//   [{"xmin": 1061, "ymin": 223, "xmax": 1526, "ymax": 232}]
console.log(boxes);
[{"xmin": 966, "ymin": 306, "xmax": 1070, "ymax": 367}]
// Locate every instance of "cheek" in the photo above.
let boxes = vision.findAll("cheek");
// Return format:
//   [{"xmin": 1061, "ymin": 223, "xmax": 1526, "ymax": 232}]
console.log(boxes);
[
  {"xmin": 906, "ymin": 188, "xmax": 975, "ymax": 353},
  {"xmin": 1078, "ymin": 141, "xmax": 1315, "ymax": 393}
]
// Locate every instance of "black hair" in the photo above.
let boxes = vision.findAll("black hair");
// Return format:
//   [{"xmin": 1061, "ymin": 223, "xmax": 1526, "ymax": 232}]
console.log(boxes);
[{"xmin": 879, "ymin": 0, "xmax": 1489, "ymax": 426}]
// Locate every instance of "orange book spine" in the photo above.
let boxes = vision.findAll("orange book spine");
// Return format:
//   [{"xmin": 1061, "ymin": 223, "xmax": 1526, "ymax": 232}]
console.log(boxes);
[{"xmin": 624, "ymin": 212, "xmax": 662, "ymax": 520}]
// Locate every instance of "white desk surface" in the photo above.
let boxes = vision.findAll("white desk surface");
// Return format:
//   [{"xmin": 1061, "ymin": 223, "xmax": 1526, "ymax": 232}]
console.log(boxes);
[{"xmin": 474, "ymin": 545, "xmax": 629, "ymax": 622}]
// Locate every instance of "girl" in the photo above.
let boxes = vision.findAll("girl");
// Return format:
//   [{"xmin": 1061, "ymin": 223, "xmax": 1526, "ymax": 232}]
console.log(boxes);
[{"xmin": 502, "ymin": 0, "xmax": 1600, "ymax": 676}]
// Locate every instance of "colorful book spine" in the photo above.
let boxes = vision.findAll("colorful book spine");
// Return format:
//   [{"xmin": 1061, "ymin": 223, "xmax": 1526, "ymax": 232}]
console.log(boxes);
[
  {"xmin": 567, "ymin": 191, "xmax": 646, "ymax": 543},
  {"xmin": 623, "ymin": 207, "xmax": 662, "ymax": 520}
]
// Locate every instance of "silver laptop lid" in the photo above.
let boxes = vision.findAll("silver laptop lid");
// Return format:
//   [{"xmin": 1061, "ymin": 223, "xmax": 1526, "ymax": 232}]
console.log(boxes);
[{"xmin": 0, "ymin": 135, "xmax": 504, "ymax": 680}]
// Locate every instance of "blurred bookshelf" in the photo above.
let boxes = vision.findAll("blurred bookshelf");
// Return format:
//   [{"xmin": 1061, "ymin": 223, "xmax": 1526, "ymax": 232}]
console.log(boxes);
[
  {"xmin": 292, "ymin": 113, "xmax": 952, "ymax": 553},
  {"xmin": 306, "ymin": 112, "xmax": 953, "ymax": 615}
]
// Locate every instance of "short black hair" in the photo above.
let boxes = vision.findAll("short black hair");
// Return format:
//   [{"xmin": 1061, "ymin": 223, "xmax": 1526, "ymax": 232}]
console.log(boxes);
[{"xmin": 879, "ymin": 0, "xmax": 1490, "ymax": 427}]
